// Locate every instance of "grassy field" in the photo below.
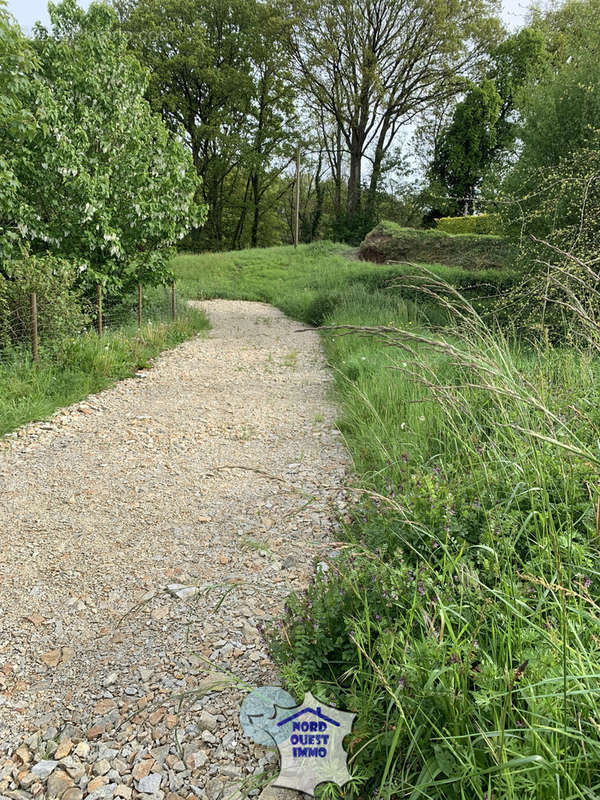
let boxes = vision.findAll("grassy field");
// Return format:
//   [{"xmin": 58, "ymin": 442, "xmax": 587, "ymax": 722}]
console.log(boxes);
[
  {"xmin": 175, "ymin": 243, "xmax": 600, "ymax": 800},
  {"xmin": 0, "ymin": 291, "xmax": 209, "ymax": 436}
]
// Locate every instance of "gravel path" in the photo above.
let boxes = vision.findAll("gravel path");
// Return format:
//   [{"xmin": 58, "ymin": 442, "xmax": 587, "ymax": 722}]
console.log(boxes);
[{"xmin": 0, "ymin": 300, "xmax": 349, "ymax": 800}]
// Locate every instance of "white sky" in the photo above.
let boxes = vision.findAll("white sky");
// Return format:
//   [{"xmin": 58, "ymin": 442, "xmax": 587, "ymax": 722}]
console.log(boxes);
[{"xmin": 8, "ymin": 0, "xmax": 530, "ymax": 33}]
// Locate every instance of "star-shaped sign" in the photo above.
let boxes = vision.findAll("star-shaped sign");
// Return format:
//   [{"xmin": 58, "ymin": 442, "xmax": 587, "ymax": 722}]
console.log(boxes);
[{"xmin": 271, "ymin": 691, "xmax": 355, "ymax": 796}]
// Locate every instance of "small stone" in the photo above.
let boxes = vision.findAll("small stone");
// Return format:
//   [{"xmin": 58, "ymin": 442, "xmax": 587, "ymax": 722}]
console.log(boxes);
[
  {"xmin": 17, "ymin": 769, "xmax": 35, "ymax": 790},
  {"xmin": 167, "ymin": 584, "xmax": 199, "ymax": 600},
  {"xmin": 41, "ymin": 649, "xmax": 62, "ymax": 668},
  {"xmin": 150, "ymin": 746, "xmax": 169, "ymax": 766},
  {"xmin": 15, "ymin": 746, "xmax": 32, "ymax": 765},
  {"xmin": 87, "ymin": 783, "xmax": 117, "ymax": 800},
  {"xmin": 31, "ymin": 760, "xmax": 58, "ymax": 780},
  {"xmin": 186, "ymin": 751, "xmax": 207, "ymax": 770},
  {"xmin": 104, "ymin": 672, "xmax": 118, "ymax": 687},
  {"xmin": 258, "ymin": 787, "xmax": 300, "ymax": 800},
  {"xmin": 198, "ymin": 710, "xmax": 217, "ymax": 732},
  {"xmin": 88, "ymin": 776, "xmax": 110, "ymax": 792},
  {"xmin": 148, "ymin": 709, "xmax": 166, "ymax": 726},
  {"xmin": 87, "ymin": 724, "xmax": 106, "ymax": 740},
  {"xmin": 114, "ymin": 786, "xmax": 132, "ymax": 799},
  {"xmin": 60, "ymin": 786, "xmax": 83, "ymax": 800},
  {"xmin": 93, "ymin": 760, "xmax": 111, "ymax": 777},
  {"xmin": 94, "ymin": 699, "xmax": 116, "ymax": 715},
  {"xmin": 63, "ymin": 760, "xmax": 85, "ymax": 782},
  {"xmin": 137, "ymin": 774, "xmax": 162, "ymax": 794},
  {"xmin": 62, "ymin": 789, "xmax": 83, "ymax": 800},
  {"xmin": 132, "ymin": 759, "xmax": 154, "ymax": 781},
  {"xmin": 46, "ymin": 768, "xmax": 74, "ymax": 798},
  {"xmin": 205, "ymin": 777, "xmax": 224, "ymax": 800},
  {"xmin": 74, "ymin": 742, "xmax": 90, "ymax": 759},
  {"xmin": 55, "ymin": 739, "xmax": 72, "ymax": 760}
]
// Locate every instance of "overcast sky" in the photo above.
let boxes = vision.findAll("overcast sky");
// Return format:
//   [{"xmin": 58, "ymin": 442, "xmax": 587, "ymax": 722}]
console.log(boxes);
[{"xmin": 8, "ymin": 0, "xmax": 532, "ymax": 33}]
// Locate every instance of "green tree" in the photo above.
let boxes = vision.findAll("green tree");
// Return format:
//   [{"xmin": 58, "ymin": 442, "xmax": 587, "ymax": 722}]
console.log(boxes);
[
  {"xmin": 118, "ymin": 0, "xmax": 295, "ymax": 251},
  {"xmin": 9, "ymin": 0, "xmax": 202, "ymax": 296},
  {"xmin": 0, "ymin": 2, "xmax": 37, "ymax": 266},
  {"xmin": 499, "ymin": 0, "xmax": 600, "ymax": 334},
  {"xmin": 428, "ymin": 27, "xmax": 546, "ymax": 216},
  {"xmin": 430, "ymin": 79, "xmax": 502, "ymax": 216},
  {"xmin": 287, "ymin": 0, "xmax": 501, "ymax": 235}
]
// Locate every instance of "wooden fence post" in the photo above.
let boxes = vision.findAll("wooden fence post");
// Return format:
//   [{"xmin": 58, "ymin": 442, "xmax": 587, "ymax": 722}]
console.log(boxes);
[
  {"xmin": 97, "ymin": 284, "xmax": 103, "ymax": 337},
  {"xmin": 138, "ymin": 283, "xmax": 142, "ymax": 328},
  {"xmin": 31, "ymin": 292, "xmax": 38, "ymax": 364},
  {"xmin": 171, "ymin": 281, "xmax": 176, "ymax": 321}
]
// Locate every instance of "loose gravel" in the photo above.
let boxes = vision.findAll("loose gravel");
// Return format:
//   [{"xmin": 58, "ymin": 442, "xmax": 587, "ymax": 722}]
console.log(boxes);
[{"xmin": 0, "ymin": 300, "xmax": 350, "ymax": 800}]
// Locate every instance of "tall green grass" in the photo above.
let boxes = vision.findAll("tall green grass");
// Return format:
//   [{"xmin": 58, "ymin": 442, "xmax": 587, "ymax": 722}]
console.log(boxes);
[{"xmin": 175, "ymin": 244, "xmax": 600, "ymax": 799}]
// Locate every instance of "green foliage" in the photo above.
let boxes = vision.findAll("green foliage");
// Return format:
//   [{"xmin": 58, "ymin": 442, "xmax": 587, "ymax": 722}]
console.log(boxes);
[
  {"xmin": 1, "ymin": 0, "xmax": 203, "ymax": 297},
  {"xmin": 0, "ymin": 3, "xmax": 37, "ymax": 262},
  {"xmin": 0, "ymin": 297, "xmax": 209, "ymax": 436},
  {"xmin": 119, "ymin": 0, "xmax": 294, "ymax": 251},
  {"xmin": 359, "ymin": 221, "xmax": 514, "ymax": 270},
  {"xmin": 427, "ymin": 28, "xmax": 546, "ymax": 217},
  {"xmin": 430, "ymin": 79, "xmax": 502, "ymax": 214},
  {"xmin": 435, "ymin": 213, "xmax": 501, "ymax": 235},
  {"xmin": 0, "ymin": 255, "xmax": 87, "ymax": 348},
  {"xmin": 181, "ymin": 243, "xmax": 600, "ymax": 797},
  {"xmin": 499, "ymin": 3, "xmax": 600, "ymax": 335},
  {"xmin": 330, "ymin": 209, "xmax": 377, "ymax": 247}
]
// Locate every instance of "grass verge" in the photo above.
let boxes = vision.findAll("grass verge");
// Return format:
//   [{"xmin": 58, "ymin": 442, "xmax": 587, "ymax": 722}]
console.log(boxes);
[{"xmin": 0, "ymin": 295, "xmax": 209, "ymax": 437}]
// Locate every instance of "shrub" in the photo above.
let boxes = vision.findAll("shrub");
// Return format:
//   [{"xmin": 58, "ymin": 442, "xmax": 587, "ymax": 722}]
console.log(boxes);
[
  {"xmin": 435, "ymin": 213, "xmax": 502, "ymax": 235},
  {"xmin": 0, "ymin": 255, "xmax": 88, "ymax": 349},
  {"xmin": 359, "ymin": 221, "xmax": 514, "ymax": 270}
]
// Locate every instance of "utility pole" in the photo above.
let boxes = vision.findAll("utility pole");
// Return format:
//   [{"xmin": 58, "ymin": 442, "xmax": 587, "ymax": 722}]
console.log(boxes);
[{"xmin": 294, "ymin": 144, "xmax": 300, "ymax": 249}]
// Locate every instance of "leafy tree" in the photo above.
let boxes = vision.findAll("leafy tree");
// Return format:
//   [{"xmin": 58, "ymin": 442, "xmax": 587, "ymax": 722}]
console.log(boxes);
[
  {"xmin": 499, "ymin": 0, "xmax": 600, "ymax": 334},
  {"xmin": 0, "ymin": 2, "xmax": 37, "ymax": 266},
  {"xmin": 118, "ymin": 0, "xmax": 295, "ymax": 251},
  {"xmin": 430, "ymin": 79, "xmax": 502, "ymax": 216},
  {"xmin": 428, "ymin": 28, "xmax": 546, "ymax": 216},
  {"xmin": 287, "ymin": 0, "xmax": 502, "ymax": 232},
  {"xmin": 8, "ymin": 0, "xmax": 203, "ymax": 296}
]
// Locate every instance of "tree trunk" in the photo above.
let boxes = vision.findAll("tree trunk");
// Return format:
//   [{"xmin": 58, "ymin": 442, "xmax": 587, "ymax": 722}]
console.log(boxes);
[
  {"xmin": 231, "ymin": 176, "xmax": 251, "ymax": 249},
  {"xmin": 347, "ymin": 133, "xmax": 362, "ymax": 215},
  {"xmin": 334, "ymin": 125, "xmax": 343, "ymax": 217},
  {"xmin": 251, "ymin": 172, "xmax": 260, "ymax": 248}
]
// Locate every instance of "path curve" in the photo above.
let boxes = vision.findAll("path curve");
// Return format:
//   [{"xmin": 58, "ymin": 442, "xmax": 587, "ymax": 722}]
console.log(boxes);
[{"xmin": 0, "ymin": 300, "xmax": 349, "ymax": 799}]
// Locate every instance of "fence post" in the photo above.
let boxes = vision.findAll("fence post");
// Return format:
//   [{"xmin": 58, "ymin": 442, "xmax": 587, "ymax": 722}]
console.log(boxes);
[
  {"xmin": 171, "ymin": 281, "xmax": 176, "ymax": 321},
  {"xmin": 97, "ymin": 284, "xmax": 103, "ymax": 337},
  {"xmin": 31, "ymin": 292, "xmax": 38, "ymax": 364},
  {"xmin": 138, "ymin": 282, "xmax": 142, "ymax": 328}
]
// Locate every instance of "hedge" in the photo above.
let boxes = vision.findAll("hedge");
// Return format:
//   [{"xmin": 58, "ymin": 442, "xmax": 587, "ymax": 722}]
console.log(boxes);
[{"xmin": 435, "ymin": 213, "xmax": 502, "ymax": 235}]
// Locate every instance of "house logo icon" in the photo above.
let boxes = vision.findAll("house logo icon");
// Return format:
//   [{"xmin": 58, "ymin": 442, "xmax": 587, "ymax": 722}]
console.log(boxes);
[{"xmin": 240, "ymin": 688, "xmax": 355, "ymax": 796}]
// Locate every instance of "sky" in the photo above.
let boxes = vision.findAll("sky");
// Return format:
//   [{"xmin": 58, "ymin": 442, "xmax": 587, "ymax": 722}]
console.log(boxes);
[{"xmin": 8, "ymin": 0, "xmax": 532, "ymax": 34}]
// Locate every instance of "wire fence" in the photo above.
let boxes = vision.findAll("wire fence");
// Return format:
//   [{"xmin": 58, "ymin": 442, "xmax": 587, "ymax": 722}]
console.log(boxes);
[{"xmin": 0, "ymin": 281, "xmax": 180, "ymax": 369}]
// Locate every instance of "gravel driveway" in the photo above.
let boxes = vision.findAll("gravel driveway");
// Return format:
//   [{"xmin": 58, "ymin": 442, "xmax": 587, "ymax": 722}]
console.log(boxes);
[{"xmin": 0, "ymin": 300, "xmax": 349, "ymax": 799}]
